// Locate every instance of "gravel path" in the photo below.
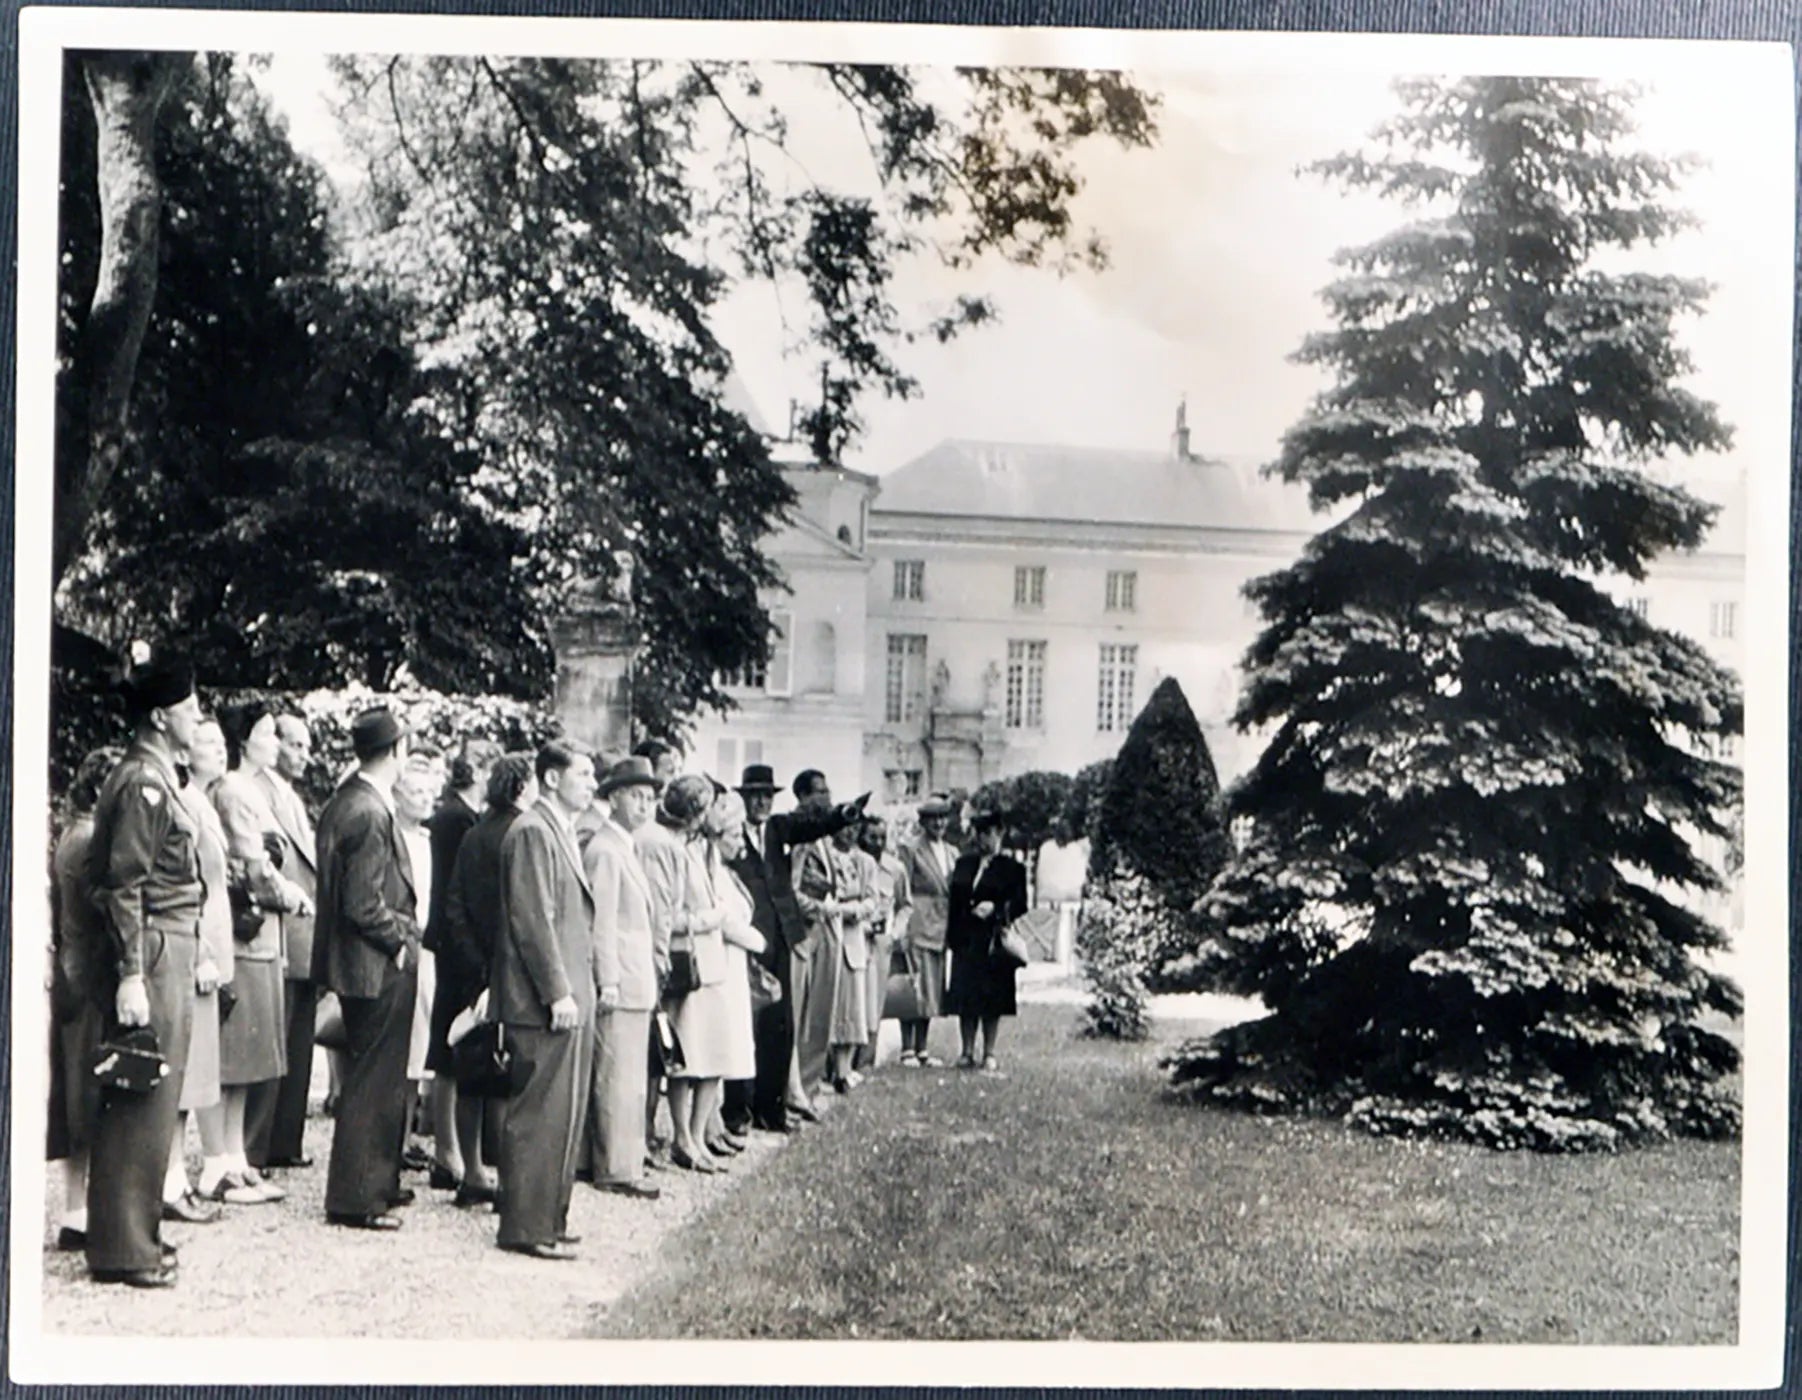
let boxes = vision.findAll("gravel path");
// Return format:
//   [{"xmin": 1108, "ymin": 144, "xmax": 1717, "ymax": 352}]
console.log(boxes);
[{"xmin": 41, "ymin": 1095, "xmax": 819, "ymax": 1339}]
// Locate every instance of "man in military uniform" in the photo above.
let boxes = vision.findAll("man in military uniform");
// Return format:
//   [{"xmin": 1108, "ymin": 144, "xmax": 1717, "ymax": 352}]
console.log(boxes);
[{"xmin": 83, "ymin": 657, "xmax": 205, "ymax": 1288}]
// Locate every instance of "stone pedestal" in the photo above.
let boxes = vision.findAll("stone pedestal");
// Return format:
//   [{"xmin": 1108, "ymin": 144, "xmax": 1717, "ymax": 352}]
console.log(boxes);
[{"xmin": 552, "ymin": 579, "xmax": 640, "ymax": 759}]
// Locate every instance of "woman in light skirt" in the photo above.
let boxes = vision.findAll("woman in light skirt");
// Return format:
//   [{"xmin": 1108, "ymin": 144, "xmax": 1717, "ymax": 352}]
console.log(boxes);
[{"xmin": 700, "ymin": 792, "xmax": 763, "ymax": 1158}]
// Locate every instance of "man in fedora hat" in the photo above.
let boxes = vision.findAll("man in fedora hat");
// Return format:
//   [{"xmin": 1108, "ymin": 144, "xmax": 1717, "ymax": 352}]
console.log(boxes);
[
  {"xmin": 83, "ymin": 656, "xmax": 205, "ymax": 1287},
  {"xmin": 314, "ymin": 706, "xmax": 420, "ymax": 1231},
  {"xmin": 582, "ymin": 755, "xmax": 663, "ymax": 1199}
]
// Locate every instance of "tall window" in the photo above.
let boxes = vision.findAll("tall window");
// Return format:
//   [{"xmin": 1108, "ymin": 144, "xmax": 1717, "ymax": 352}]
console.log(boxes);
[
  {"xmin": 1710, "ymin": 600, "xmax": 1738, "ymax": 640},
  {"xmin": 1005, "ymin": 640, "xmax": 1047, "ymax": 729},
  {"xmin": 1105, "ymin": 569, "xmax": 1137, "ymax": 613},
  {"xmin": 893, "ymin": 559, "xmax": 924, "ymax": 602},
  {"xmin": 1013, "ymin": 565, "xmax": 1045, "ymax": 609},
  {"xmin": 885, "ymin": 633, "xmax": 928, "ymax": 724},
  {"xmin": 1097, "ymin": 643, "xmax": 1139, "ymax": 732},
  {"xmin": 723, "ymin": 609, "xmax": 792, "ymax": 696}
]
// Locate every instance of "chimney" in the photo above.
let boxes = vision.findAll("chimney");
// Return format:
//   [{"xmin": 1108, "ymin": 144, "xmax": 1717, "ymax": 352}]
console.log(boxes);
[{"xmin": 1171, "ymin": 396, "xmax": 1194, "ymax": 462}]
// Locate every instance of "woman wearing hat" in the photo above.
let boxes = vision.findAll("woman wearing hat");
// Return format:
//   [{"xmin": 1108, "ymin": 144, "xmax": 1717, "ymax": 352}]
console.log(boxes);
[
  {"xmin": 944, "ymin": 809, "xmax": 1029, "ymax": 1072},
  {"xmin": 636, "ymin": 774, "xmax": 734, "ymax": 1172},
  {"xmin": 698, "ymin": 790, "xmax": 763, "ymax": 1156}
]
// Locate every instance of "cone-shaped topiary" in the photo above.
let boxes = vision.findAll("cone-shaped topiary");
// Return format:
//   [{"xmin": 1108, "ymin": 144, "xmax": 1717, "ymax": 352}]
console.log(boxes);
[{"xmin": 1161, "ymin": 77, "xmax": 1742, "ymax": 1151}]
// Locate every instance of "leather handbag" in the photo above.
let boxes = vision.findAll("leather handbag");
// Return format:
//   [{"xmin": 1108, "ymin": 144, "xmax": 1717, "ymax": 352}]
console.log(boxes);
[
  {"xmin": 666, "ymin": 930, "xmax": 703, "ymax": 998},
  {"xmin": 451, "ymin": 1021, "xmax": 532, "ymax": 1099},
  {"xmin": 92, "ymin": 1025, "xmax": 172, "ymax": 1094},
  {"xmin": 227, "ymin": 873, "xmax": 264, "ymax": 944},
  {"xmin": 883, "ymin": 943, "xmax": 925, "ymax": 1021},
  {"xmin": 748, "ymin": 960, "xmax": 783, "ymax": 1011},
  {"xmin": 998, "ymin": 918, "xmax": 1031, "ymax": 969}
]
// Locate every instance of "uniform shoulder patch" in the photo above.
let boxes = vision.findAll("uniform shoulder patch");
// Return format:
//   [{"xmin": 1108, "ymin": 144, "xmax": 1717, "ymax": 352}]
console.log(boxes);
[{"xmin": 141, "ymin": 786, "xmax": 163, "ymax": 807}]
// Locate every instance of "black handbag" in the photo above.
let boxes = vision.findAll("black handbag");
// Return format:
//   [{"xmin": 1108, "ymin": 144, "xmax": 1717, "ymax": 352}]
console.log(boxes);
[
  {"xmin": 92, "ymin": 1025, "xmax": 172, "ymax": 1094},
  {"xmin": 227, "ymin": 877, "xmax": 264, "ymax": 943},
  {"xmin": 666, "ymin": 932, "xmax": 703, "ymax": 997},
  {"xmin": 451, "ymin": 1021, "xmax": 532, "ymax": 1099}
]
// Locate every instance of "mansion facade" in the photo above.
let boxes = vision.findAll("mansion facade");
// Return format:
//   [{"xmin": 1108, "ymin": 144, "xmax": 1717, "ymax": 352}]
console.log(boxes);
[{"xmin": 686, "ymin": 424, "xmax": 1747, "ymax": 840}]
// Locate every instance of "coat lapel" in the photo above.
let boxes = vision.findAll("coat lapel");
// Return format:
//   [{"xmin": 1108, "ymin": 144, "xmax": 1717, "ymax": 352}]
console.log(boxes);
[{"xmin": 537, "ymin": 799, "xmax": 592, "ymax": 898}]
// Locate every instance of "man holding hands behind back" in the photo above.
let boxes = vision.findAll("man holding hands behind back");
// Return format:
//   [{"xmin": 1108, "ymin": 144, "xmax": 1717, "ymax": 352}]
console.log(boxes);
[{"xmin": 493, "ymin": 742, "xmax": 599, "ymax": 1259}]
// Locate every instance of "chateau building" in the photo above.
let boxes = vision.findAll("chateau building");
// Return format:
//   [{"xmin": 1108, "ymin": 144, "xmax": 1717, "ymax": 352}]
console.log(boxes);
[{"xmin": 686, "ymin": 409, "xmax": 1745, "ymax": 939}]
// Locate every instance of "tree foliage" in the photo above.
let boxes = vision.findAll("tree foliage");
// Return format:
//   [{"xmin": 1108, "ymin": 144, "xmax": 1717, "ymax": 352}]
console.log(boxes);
[
  {"xmin": 971, "ymin": 769, "xmax": 1075, "ymax": 854},
  {"xmin": 1163, "ymin": 78, "xmax": 1743, "ymax": 1151},
  {"xmin": 56, "ymin": 56, "xmax": 549, "ymax": 696},
  {"xmin": 52, "ymin": 52, "xmax": 1158, "ymax": 740},
  {"xmin": 329, "ymin": 55, "xmax": 1157, "ymax": 732}
]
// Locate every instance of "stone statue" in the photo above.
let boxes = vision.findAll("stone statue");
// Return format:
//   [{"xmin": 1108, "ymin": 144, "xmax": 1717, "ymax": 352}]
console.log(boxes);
[
  {"xmin": 982, "ymin": 659, "xmax": 1002, "ymax": 707},
  {"xmin": 931, "ymin": 659, "xmax": 950, "ymax": 708}
]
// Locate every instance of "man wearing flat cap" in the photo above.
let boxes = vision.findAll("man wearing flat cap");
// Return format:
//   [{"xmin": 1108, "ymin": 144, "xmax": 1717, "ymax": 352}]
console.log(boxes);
[
  {"xmin": 83, "ymin": 657, "xmax": 205, "ymax": 1287},
  {"xmin": 314, "ymin": 706, "xmax": 420, "ymax": 1231},
  {"xmin": 897, "ymin": 794, "xmax": 959, "ymax": 1066}
]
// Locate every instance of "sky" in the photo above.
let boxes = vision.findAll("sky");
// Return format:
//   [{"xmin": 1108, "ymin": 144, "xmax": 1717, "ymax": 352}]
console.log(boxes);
[{"xmin": 252, "ymin": 46, "xmax": 1787, "ymax": 494}]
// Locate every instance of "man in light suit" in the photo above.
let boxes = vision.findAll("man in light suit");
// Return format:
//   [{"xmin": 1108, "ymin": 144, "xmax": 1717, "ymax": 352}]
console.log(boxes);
[
  {"xmin": 897, "ymin": 794, "xmax": 957, "ymax": 1066},
  {"xmin": 314, "ymin": 707, "xmax": 419, "ymax": 1231},
  {"xmin": 583, "ymin": 756, "xmax": 663, "ymax": 1199},
  {"xmin": 492, "ymin": 741, "xmax": 598, "ymax": 1259},
  {"xmin": 246, "ymin": 711, "xmax": 319, "ymax": 1171}
]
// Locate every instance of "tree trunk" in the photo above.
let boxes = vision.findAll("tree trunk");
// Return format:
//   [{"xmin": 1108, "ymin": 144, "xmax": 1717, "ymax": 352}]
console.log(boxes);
[{"xmin": 54, "ymin": 51, "xmax": 189, "ymax": 583}]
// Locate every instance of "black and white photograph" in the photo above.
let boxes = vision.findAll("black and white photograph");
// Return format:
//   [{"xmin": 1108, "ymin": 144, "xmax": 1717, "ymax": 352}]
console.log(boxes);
[{"xmin": 8, "ymin": 9, "xmax": 1793, "ymax": 1389}]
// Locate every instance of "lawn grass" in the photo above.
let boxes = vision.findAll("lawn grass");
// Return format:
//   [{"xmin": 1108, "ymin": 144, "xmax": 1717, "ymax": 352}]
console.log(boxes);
[{"xmin": 592, "ymin": 1000, "xmax": 1740, "ymax": 1343}]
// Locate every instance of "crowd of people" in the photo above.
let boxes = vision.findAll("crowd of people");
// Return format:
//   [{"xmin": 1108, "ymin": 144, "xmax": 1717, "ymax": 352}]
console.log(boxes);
[{"xmin": 46, "ymin": 657, "xmax": 1032, "ymax": 1284}]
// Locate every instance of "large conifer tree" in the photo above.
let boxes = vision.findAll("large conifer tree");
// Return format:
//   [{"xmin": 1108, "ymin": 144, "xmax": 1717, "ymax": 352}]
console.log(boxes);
[{"xmin": 1163, "ymin": 78, "xmax": 1743, "ymax": 1150}]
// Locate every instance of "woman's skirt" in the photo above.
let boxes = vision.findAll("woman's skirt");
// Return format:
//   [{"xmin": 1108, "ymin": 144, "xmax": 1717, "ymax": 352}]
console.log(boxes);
[
  {"xmin": 719, "ymin": 951, "xmax": 756, "ymax": 1081},
  {"xmin": 909, "ymin": 946, "xmax": 947, "ymax": 1019},
  {"xmin": 864, "ymin": 933, "xmax": 894, "ymax": 1032},
  {"xmin": 179, "ymin": 987, "xmax": 222, "ymax": 1112},
  {"xmin": 408, "ymin": 947, "xmax": 436, "ymax": 1081},
  {"xmin": 828, "ymin": 936, "xmax": 869, "ymax": 1048},
  {"xmin": 47, "ymin": 1003, "xmax": 102, "ymax": 1161},
  {"xmin": 426, "ymin": 965, "xmax": 481, "ymax": 1075},
  {"xmin": 945, "ymin": 942, "xmax": 1018, "ymax": 1020},
  {"xmin": 219, "ymin": 957, "xmax": 287, "ymax": 1086},
  {"xmin": 668, "ymin": 980, "xmax": 735, "ymax": 1080}
]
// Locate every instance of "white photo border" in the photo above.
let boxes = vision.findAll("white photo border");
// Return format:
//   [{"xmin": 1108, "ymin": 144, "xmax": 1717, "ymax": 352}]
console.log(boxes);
[{"xmin": 9, "ymin": 7, "xmax": 1794, "ymax": 1389}]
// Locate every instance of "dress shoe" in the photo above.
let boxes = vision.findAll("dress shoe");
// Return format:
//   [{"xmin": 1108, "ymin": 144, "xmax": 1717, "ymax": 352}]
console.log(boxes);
[
  {"xmin": 388, "ymin": 1187, "xmax": 417, "ymax": 1208},
  {"xmin": 705, "ymin": 1137, "xmax": 744, "ymax": 1157},
  {"xmin": 499, "ymin": 1241, "xmax": 576, "ymax": 1261},
  {"xmin": 917, "ymin": 1053, "xmax": 944, "ymax": 1068},
  {"xmin": 671, "ymin": 1146, "xmax": 725, "ymax": 1174},
  {"xmin": 832, "ymin": 1077, "xmax": 851, "ymax": 1095},
  {"xmin": 785, "ymin": 1101, "xmax": 820, "ymax": 1123},
  {"xmin": 557, "ymin": 1231, "xmax": 583, "ymax": 1245},
  {"xmin": 55, "ymin": 1226, "xmax": 87, "ymax": 1252},
  {"xmin": 574, "ymin": 1166, "xmax": 595, "ymax": 1184},
  {"xmin": 162, "ymin": 1192, "xmax": 222, "ymax": 1224},
  {"xmin": 328, "ymin": 1211, "xmax": 403, "ymax": 1231},
  {"xmin": 263, "ymin": 1154, "xmax": 314, "ymax": 1170},
  {"xmin": 91, "ymin": 1263, "xmax": 178, "ymax": 1289},
  {"xmin": 429, "ymin": 1165, "xmax": 460, "ymax": 1191},
  {"xmin": 752, "ymin": 1118, "xmax": 794, "ymax": 1135},
  {"xmin": 454, "ymin": 1182, "xmax": 499, "ymax": 1208},
  {"xmin": 595, "ymin": 1179, "xmax": 661, "ymax": 1200},
  {"xmin": 205, "ymin": 1171, "xmax": 278, "ymax": 1206},
  {"xmin": 402, "ymin": 1144, "xmax": 433, "ymax": 1172}
]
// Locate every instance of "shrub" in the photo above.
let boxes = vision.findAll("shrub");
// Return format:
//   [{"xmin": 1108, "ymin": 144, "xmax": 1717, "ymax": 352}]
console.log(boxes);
[{"xmin": 1075, "ymin": 868, "xmax": 1176, "ymax": 1041}]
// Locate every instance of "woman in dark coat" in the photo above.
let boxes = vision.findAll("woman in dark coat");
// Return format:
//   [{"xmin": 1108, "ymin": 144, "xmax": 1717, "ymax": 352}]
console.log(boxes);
[
  {"xmin": 434, "ymin": 751, "xmax": 536, "ymax": 1207},
  {"xmin": 422, "ymin": 739, "xmax": 501, "ymax": 1191},
  {"xmin": 944, "ymin": 809, "xmax": 1028, "ymax": 1073}
]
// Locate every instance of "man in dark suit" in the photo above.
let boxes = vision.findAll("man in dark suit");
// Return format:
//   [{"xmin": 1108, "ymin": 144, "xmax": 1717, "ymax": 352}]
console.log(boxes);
[
  {"xmin": 245, "ymin": 710, "xmax": 319, "ymax": 1170},
  {"xmin": 492, "ymin": 741, "xmax": 598, "ymax": 1260},
  {"xmin": 732, "ymin": 767, "xmax": 866, "ymax": 1127},
  {"xmin": 83, "ymin": 657, "xmax": 205, "ymax": 1288},
  {"xmin": 314, "ymin": 707, "xmax": 420, "ymax": 1231}
]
